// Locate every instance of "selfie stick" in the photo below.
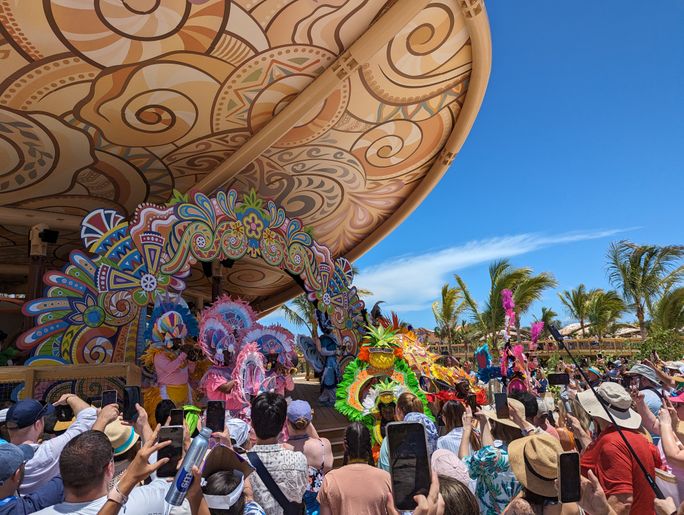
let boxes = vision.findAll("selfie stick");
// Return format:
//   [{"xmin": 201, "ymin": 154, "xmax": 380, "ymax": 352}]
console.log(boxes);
[{"xmin": 547, "ymin": 324, "xmax": 664, "ymax": 499}]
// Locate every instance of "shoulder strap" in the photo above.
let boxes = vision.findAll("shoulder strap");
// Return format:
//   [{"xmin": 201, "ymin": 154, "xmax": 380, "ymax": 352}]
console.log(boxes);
[{"xmin": 247, "ymin": 452, "xmax": 295, "ymax": 512}]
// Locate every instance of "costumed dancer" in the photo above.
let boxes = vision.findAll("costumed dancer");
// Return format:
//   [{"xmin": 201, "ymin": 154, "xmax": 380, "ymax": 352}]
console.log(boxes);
[
  {"xmin": 141, "ymin": 294, "xmax": 200, "ymax": 426},
  {"xmin": 198, "ymin": 314, "xmax": 245, "ymax": 413},
  {"xmin": 296, "ymin": 310, "xmax": 341, "ymax": 407},
  {"xmin": 315, "ymin": 311, "xmax": 341, "ymax": 407}
]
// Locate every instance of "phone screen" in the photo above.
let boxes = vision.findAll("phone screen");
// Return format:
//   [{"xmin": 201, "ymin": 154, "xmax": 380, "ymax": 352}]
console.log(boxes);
[
  {"xmin": 170, "ymin": 409, "xmax": 184, "ymax": 427},
  {"xmin": 206, "ymin": 400, "xmax": 225, "ymax": 433},
  {"xmin": 157, "ymin": 426, "xmax": 184, "ymax": 478},
  {"xmin": 547, "ymin": 373, "xmax": 570, "ymax": 386},
  {"xmin": 387, "ymin": 422, "xmax": 431, "ymax": 511},
  {"xmin": 494, "ymin": 392, "xmax": 509, "ymax": 419},
  {"xmin": 123, "ymin": 386, "xmax": 141, "ymax": 422},
  {"xmin": 466, "ymin": 394, "xmax": 478, "ymax": 413},
  {"xmin": 55, "ymin": 404, "xmax": 74, "ymax": 422},
  {"xmin": 101, "ymin": 390, "xmax": 118, "ymax": 407},
  {"xmin": 559, "ymin": 451, "xmax": 581, "ymax": 502}
]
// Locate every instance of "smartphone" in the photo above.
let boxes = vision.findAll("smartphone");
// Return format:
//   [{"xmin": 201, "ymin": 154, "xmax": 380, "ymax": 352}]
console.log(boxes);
[
  {"xmin": 101, "ymin": 390, "xmax": 118, "ymax": 407},
  {"xmin": 386, "ymin": 422, "xmax": 431, "ymax": 511},
  {"xmin": 123, "ymin": 386, "xmax": 141, "ymax": 422},
  {"xmin": 170, "ymin": 408, "xmax": 184, "ymax": 426},
  {"xmin": 466, "ymin": 393, "xmax": 478, "ymax": 413},
  {"xmin": 547, "ymin": 373, "xmax": 570, "ymax": 386},
  {"xmin": 157, "ymin": 426, "xmax": 184, "ymax": 478},
  {"xmin": 494, "ymin": 392, "xmax": 509, "ymax": 419},
  {"xmin": 206, "ymin": 400, "xmax": 225, "ymax": 433},
  {"xmin": 558, "ymin": 451, "xmax": 581, "ymax": 503},
  {"xmin": 55, "ymin": 404, "xmax": 74, "ymax": 422}
]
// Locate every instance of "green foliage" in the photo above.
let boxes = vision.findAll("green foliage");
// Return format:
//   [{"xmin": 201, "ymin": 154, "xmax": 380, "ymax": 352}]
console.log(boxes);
[
  {"xmin": 432, "ymin": 284, "xmax": 464, "ymax": 353},
  {"xmin": 651, "ymin": 287, "xmax": 684, "ymax": 331},
  {"xmin": 607, "ymin": 241, "xmax": 684, "ymax": 336},
  {"xmin": 362, "ymin": 325, "xmax": 399, "ymax": 348},
  {"xmin": 638, "ymin": 329, "xmax": 684, "ymax": 361},
  {"xmin": 586, "ymin": 289, "xmax": 626, "ymax": 339},
  {"xmin": 558, "ymin": 284, "xmax": 594, "ymax": 336}
]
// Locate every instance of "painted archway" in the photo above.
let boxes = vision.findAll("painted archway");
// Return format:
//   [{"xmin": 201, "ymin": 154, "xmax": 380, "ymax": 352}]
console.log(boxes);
[{"xmin": 18, "ymin": 188, "xmax": 365, "ymax": 366}]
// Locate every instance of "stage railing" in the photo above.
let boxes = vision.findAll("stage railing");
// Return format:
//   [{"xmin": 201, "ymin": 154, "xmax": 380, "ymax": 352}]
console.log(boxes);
[
  {"xmin": 0, "ymin": 363, "xmax": 141, "ymax": 402},
  {"xmin": 432, "ymin": 338, "xmax": 642, "ymax": 358}
]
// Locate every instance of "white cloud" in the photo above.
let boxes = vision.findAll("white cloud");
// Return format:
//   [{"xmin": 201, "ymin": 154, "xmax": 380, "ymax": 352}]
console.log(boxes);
[{"xmin": 356, "ymin": 228, "xmax": 630, "ymax": 315}]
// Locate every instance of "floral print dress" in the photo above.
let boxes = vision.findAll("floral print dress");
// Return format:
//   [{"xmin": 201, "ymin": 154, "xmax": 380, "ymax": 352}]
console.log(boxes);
[{"xmin": 464, "ymin": 441, "xmax": 521, "ymax": 515}]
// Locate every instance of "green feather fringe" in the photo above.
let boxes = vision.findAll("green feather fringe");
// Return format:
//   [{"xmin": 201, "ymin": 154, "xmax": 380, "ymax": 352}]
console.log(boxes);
[{"xmin": 334, "ymin": 357, "xmax": 435, "ymax": 431}]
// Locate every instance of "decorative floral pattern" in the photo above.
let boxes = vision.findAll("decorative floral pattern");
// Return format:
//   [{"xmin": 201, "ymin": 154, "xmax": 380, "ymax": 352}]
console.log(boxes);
[{"xmin": 20, "ymin": 189, "xmax": 366, "ymax": 363}]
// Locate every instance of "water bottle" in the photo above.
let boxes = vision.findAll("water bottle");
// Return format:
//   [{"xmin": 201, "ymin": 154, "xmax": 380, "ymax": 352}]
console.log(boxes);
[{"xmin": 165, "ymin": 427, "xmax": 212, "ymax": 506}]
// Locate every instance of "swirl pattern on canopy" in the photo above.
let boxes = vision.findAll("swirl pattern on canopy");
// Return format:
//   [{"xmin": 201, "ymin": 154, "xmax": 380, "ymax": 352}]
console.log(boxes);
[{"xmin": 0, "ymin": 0, "xmax": 490, "ymax": 310}]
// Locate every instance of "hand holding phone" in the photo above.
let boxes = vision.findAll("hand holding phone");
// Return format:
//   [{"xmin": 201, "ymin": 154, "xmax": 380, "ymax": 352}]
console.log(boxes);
[
  {"xmin": 206, "ymin": 400, "xmax": 225, "ymax": 433},
  {"xmin": 157, "ymin": 425, "xmax": 184, "ymax": 478},
  {"xmin": 170, "ymin": 408, "xmax": 184, "ymax": 426},
  {"xmin": 558, "ymin": 451, "xmax": 581, "ymax": 502},
  {"xmin": 494, "ymin": 393, "xmax": 510, "ymax": 419},
  {"xmin": 123, "ymin": 386, "xmax": 141, "ymax": 422},
  {"xmin": 101, "ymin": 390, "xmax": 118, "ymax": 407},
  {"xmin": 386, "ymin": 421, "xmax": 431, "ymax": 511}
]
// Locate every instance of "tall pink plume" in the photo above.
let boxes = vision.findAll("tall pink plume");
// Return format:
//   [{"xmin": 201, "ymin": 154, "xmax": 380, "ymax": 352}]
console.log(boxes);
[
  {"xmin": 530, "ymin": 321, "xmax": 544, "ymax": 350},
  {"xmin": 501, "ymin": 289, "xmax": 515, "ymax": 311}
]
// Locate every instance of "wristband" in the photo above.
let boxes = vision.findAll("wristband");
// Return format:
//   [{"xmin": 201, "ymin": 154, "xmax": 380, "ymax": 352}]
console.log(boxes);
[{"xmin": 107, "ymin": 483, "xmax": 128, "ymax": 506}]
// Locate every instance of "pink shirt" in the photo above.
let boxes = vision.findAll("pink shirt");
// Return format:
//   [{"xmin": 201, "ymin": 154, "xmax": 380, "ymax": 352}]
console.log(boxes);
[
  {"xmin": 154, "ymin": 352, "xmax": 194, "ymax": 386},
  {"xmin": 202, "ymin": 368, "xmax": 245, "ymax": 411}
]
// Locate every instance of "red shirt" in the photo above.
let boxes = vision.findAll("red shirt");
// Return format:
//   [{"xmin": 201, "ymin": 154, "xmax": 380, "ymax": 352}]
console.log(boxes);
[{"xmin": 580, "ymin": 426, "xmax": 661, "ymax": 515}]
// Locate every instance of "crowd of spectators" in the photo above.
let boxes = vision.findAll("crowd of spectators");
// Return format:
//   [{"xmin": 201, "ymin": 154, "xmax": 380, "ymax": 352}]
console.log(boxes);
[{"xmin": 0, "ymin": 353, "xmax": 683, "ymax": 515}]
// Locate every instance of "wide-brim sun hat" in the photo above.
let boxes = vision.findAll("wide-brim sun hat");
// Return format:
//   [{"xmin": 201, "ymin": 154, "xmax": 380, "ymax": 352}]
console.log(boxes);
[
  {"xmin": 104, "ymin": 418, "xmax": 140, "ymax": 456},
  {"xmin": 482, "ymin": 398, "xmax": 526, "ymax": 429},
  {"xmin": 508, "ymin": 434, "xmax": 563, "ymax": 497},
  {"xmin": 625, "ymin": 364, "xmax": 660, "ymax": 385},
  {"xmin": 576, "ymin": 382, "xmax": 641, "ymax": 430}
]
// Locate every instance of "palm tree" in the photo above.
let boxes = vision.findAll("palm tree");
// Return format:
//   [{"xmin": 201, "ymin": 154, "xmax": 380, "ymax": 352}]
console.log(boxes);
[
  {"xmin": 607, "ymin": 241, "xmax": 684, "ymax": 338},
  {"xmin": 586, "ymin": 289, "xmax": 626, "ymax": 340},
  {"xmin": 432, "ymin": 284, "xmax": 464, "ymax": 357},
  {"xmin": 455, "ymin": 259, "xmax": 530, "ymax": 346},
  {"xmin": 534, "ymin": 307, "xmax": 559, "ymax": 338},
  {"xmin": 512, "ymin": 272, "xmax": 558, "ymax": 342},
  {"xmin": 558, "ymin": 284, "xmax": 593, "ymax": 336},
  {"xmin": 651, "ymin": 287, "xmax": 684, "ymax": 332},
  {"xmin": 281, "ymin": 294, "xmax": 318, "ymax": 338}
]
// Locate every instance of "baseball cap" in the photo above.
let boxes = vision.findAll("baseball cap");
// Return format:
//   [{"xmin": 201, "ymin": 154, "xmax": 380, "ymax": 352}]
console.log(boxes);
[
  {"xmin": 0, "ymin": 443, "xmax": 35, "ymax": 482},
  {"xmin": 287, "ymin": 400, "xmax": 312, "ymax": 423},
  {"xmin": 226, "ymin": 418, "xmax": 250, "ymax": 449},
  {"xmin": 5, "ymin": 400, "xmax": 54, "ymax": 429}
]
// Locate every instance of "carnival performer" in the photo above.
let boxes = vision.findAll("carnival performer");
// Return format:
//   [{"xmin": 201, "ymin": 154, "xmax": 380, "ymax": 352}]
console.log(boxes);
[
  {"xmin": 314, "ymin": 312, "xmax": 341, "ymax": 407},
  {"xmin": 142, "ymin": 309, "xmax": 199, "ymax": 426},
  {"xmin": 199, "ymin": 315, "xmax": 245, "ymax": 413}
]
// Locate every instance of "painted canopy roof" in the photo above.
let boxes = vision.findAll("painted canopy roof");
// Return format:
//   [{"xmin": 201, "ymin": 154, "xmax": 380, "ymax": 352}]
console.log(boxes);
[{"xmin": 0, "ymin": 0, "xmax": 490, "ymax": 311}]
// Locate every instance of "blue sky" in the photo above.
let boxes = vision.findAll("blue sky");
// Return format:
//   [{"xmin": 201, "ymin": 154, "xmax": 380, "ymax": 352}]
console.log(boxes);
[{"xmin": 266, "ymin": 0, "xmax": 684, "ymax": 332}]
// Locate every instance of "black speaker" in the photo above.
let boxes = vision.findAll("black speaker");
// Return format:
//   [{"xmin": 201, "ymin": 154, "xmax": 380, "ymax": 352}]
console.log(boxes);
[
  {"xmin": 38, "ymin": 229, "xmax": 59, "ymax": 244},
  {"xmin": 201, "ymin": 261, "xmax": 213, "ymax": 278}
]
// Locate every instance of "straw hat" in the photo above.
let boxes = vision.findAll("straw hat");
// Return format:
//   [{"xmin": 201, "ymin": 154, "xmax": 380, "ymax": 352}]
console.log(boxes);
[
  {"xmin": 482, "ymin": 398, "xmax": 526, "ymax": 429},
  {"xmin": 508, "ymin": 434, "xmax": 563, "ymax": 497},
  {"xmin": 576, "ymin": 382, "xmax": 641, "ymax": 430},
  {"xmin": 104, "ymin": 418, "xmax": 140, "ymax": 456}
]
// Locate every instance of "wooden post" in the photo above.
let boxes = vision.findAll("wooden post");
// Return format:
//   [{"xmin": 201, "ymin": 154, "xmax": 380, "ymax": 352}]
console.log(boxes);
[
  {"xmin": 23, "ymin": 368, "xmax": 35, "ymax": 399},
  {"xmin": 211, "ymin": 261, "xmax": 222, "ymax": 301}
]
